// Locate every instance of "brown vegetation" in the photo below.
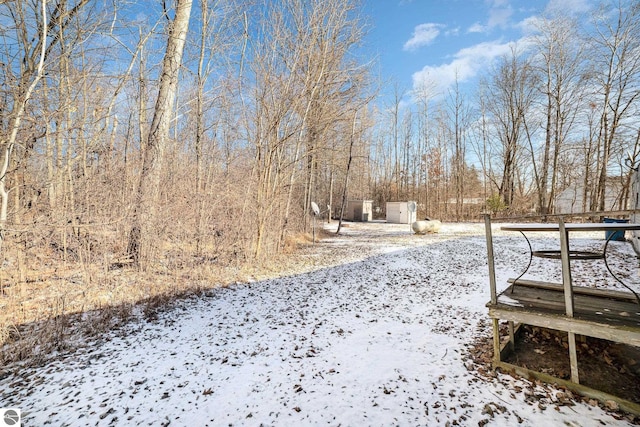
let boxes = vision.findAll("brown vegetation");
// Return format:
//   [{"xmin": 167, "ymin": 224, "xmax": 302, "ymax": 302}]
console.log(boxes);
[{"xmin": 1, "ymin": 0, "xmax": 640, "ymax": 366}]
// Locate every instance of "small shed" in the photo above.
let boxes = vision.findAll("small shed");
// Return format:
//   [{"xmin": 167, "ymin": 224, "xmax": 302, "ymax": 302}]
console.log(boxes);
[
  {"xmin": 555, "ymin": 181, "xmax": 625, "ymax": 214},
  {"xmin": 345, "ymin": 200, "xmax": 373, "ymax": 222},
  {"xmin": 386, "ymin": 201, "xmax": 417, "ymax": 224}
]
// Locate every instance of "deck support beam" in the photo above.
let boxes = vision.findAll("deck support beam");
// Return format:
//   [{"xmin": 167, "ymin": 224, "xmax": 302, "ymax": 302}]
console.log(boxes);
[{"xmin": 492, "ymin": 318, "xmax": 500, "ymax": 364}]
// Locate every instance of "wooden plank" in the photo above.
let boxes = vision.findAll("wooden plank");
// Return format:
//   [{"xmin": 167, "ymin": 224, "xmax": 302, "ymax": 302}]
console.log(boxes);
[
  {"xmin": 499, "ymin": 285, "xmax": 640, "ymax": 326},
  {"xmin": 502, "ymin": 286, "xmax": 567, "ymax": 312},
  {"xmin": 504, "ymin": 295, "xmax": 622, "ymax": 321},
  {"xmin": 492, "ymin": 295, "xmax": 632, "ymax": 325},
  {"xmin": 508, "ymin": 321, "xmax": 515, "ymax": 351},
  {"xmin": 493, "ymin": 360, "xmax": 640, "ymax": 415},
  {"xmin": 568, "ymin": 331, "xmax": 579, "ymax": 384},
  {"xmin": 491, "ymin": 209, "xmax": 639, "ymax": 221},
  {"xmin": 508, "ymin": 278, "xmax": 638, "ymax": 302},
  {"xmin": 488, "ymin": 306, "xmax": 640, "ymax": 346},
  {"xmin": 492, "ymin": 318, "xmax": 501, "ymax": 363},
  {"xmin": 499, "ymin": 222, "xmax": 640, "ymax": 231},
  {"xmin": 559, "ymin": 218, "xmax": 575, "ymax": 317},
  {"xmin": 485, "ymin": 214, "xmax": 497, "ymax": 305},
  {"xmin": 495, "ymin": 290, "xmax": 640, "ymax": 325}
]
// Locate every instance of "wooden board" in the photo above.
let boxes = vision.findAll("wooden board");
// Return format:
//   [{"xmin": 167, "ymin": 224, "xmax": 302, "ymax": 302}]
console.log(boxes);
[
  {"xmin": 496, "ymin": 284, "xmax": 640, "ymax": 327},
  {"xmin": 508, "ymin": 278, "xmax": 638, "ymax": 302},
  {"xmin": 493, "ymin": 360, "xmax": 640, "ymax": 415},
  {"xmin": 488, "ymin": 284, "xmax": 640, "ymax": 346}
]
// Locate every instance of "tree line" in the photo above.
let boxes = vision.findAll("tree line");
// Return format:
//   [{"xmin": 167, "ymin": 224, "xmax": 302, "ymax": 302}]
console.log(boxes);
[
  {"xmin": 1, "ymin": 0, "xmax": 375, "ymax": 271},
  {"xmin": 1, "ymin": 0, "xmax": 639, "ymax": 275},
  {"xmin": 372, "ymin": 1, "xmax": 640, "ymax": 221}
]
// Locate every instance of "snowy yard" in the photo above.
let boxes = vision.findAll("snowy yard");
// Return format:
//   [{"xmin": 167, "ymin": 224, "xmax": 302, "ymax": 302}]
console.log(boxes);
[{"xmin": 1, "ymin": 221, "xmax": 639, "ymax": 426}]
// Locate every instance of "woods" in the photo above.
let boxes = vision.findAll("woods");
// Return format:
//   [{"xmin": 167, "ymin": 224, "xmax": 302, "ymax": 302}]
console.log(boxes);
[{"xmin": 1, "ymin": 0, "xmax": 640, "ymax": 350}]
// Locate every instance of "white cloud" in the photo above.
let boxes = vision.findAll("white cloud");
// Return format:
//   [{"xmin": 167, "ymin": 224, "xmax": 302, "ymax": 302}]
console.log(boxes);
[
  {"xmin": 445, "ymin": 26, "xmax": 460, "ymax": 37},
  {"xmin": 517, "ymin": 15, "xmax": 543, "ymax": 35},
  {"xmin": 403, "ymin": 23, "xmax": 444, "ymax": 51},
  {"xmin": 411, "ymin": 40, "xmax": 515, "ymax": 97},
  {"xmin": 487, "ymin": 4, "xmax": 513, "ymax": 28},
  {"xmin": 467, "ymin": 22, "xmax": 487, "ymax": 33},
  {"xmin": 544, "ymin": 0, "xmax": 592, "ymax": 16},
  {"xmin": 516, "ymin": 0, "xmax": 592, "ymax": 36},
  {"xmin": 466, "ymin": 0, "xmax": 513, "ymax": 34}
]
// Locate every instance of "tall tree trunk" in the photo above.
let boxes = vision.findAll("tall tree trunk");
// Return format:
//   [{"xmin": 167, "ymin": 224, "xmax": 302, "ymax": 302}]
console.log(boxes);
[
  {"xmin": 194, "ymin": 0, "xmax": 207, "ymax": 256},
  {"xmin": 138, "ymin": 40, "xmax": 148, "ymax": 158},
  {"xmin": 337, "ymin": 110, "xmax": 358, "ymax": 234},
  {"xmin": 0, "ymin": 0, "xmax": 48, "ymax": 252},
  {"xmin": 127, "ymin": 0, "xmax": 193, "ymax": 266}
]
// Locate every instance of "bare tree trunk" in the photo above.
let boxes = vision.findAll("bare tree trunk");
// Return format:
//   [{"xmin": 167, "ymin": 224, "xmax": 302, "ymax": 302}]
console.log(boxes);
[
  {"xmin": 127, "ymin": 0, "xmax": 193, "ymax": 266},
  {"xmin": 138, "ymin": 38, "xmax": 148, "ymax": 158},
  {"xmin": 194, "ymin": 0, "xmax": 207, "ymax": 256},
  {"xmin": 446, "ymin": 77, "xmax": 469, "ymax": 221},
  {"xmin": 44, "ymin": 77, "xmax": 56, "ymax": 212},
  {"xmin": 391, "ymin": 84, "xmax": 403, "ymax": 200},
  {"xmin": 337, "ymin": 110, "xmax": 358, "ymax": 234},
  {"xmin": 0, "ymin": 0, "xmax": 48, "ymax": 252},
  {"xmin": 590, "ymin": 2, "xmax": 640, "ymax": 212},
  {"xmin": 621, "ymin": 129, "xmax": 640, "ymax": 209},
  {"xmin": 485, "ymin": 47, "xmax": 537, "ymax": 210}
]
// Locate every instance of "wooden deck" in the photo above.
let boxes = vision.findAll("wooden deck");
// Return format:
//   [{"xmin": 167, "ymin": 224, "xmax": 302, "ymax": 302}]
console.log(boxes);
[
  {"xmin": 487, "ymin": 279, "xmax": 640, "ymax": 414},
  {"xmin": 488, "ymin": 279, "xmax": 640, "ymax": 346},
  {"xmin": 484, "ymin": 215, "xmax": 640, "ymax": 413}
]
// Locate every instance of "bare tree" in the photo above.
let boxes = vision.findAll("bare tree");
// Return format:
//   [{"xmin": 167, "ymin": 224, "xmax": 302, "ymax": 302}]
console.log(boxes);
[
  {"xmin": 413, "ymin": 82, "xmax": 436, "ymax": 217},
  {"xmin": 127, "ymin": 0, "xmax": 193, "ymax": 266},
  {"xmin": 469, "ymin": 86, "xmax": 492, "ymax": 212},
  {"xmin": 445, "ymin": 76, "xmax": 473, "ymax": 221},
  {"xmin": 0, "ymin": 0, "xmax": 91, "ymax": 249},
  {"xmin": 389, "ymin": 83, "xmax": 405, "ymax": 200},
  {"xmin": 531, "ymin": 15, "xmax": 586, "ymax": 216},
  {"xmin": 483, "ymin": 46, "xmax": 538, "ymax": 209},
  {"xmin": 184, "ymin": 0, "xmax": 243, "ymax": 255},
  {"xmin": 588, "ymin": 1, "xmax": 640, "ymax": 211},
  {"xmin": 240, "ymin": 0, "xmax": 372, "ymax": 257},
  {"xmin": 337, "ymin": 109, "xmax": 359, "ymax": 234}
]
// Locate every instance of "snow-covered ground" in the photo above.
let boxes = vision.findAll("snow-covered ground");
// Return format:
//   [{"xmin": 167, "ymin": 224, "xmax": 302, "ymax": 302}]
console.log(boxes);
[{"xmin": 2, "ymin": 221, "xmax": 639, "ymax": 426}]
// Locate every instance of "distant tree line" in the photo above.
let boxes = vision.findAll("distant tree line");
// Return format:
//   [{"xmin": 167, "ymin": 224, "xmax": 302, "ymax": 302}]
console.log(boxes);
[
  {"xmin": 369, "ymin": 1, "xmax": 640, "ymax": 221},
  {"xmin": 1, "ymin": 0, "xmax": 639, "ymax": 276}
]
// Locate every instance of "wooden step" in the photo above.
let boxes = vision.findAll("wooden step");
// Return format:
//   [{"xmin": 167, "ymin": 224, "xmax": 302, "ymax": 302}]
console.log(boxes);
[{"xmin": 507, "ymin": 278, "xmax": 637, "ymax": 302}]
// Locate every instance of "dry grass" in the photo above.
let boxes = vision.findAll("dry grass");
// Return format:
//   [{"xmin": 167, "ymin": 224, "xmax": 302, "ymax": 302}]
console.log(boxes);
[
  {"xmin": 282, "ymin": 227, "xmax": 335, "ymax": 253},
  {"xmin": 0, "ymin": 228, "xmax": 326, "ymax": 366}
]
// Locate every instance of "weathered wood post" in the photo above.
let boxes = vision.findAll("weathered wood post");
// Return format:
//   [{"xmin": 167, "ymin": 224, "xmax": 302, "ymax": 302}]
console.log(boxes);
[
  {"xmin": 559, "ymin": 217, "xmax": 579, "ymax": 384},
  {"xmin": 484, "ymin": 214, "xmax": 501, "ymax": 363}
]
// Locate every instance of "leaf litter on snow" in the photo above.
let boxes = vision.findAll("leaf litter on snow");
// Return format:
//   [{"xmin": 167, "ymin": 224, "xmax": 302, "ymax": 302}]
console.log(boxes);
[{"xmin": 1, "ymin": 221, "xmax": 639, "ymax": 425}]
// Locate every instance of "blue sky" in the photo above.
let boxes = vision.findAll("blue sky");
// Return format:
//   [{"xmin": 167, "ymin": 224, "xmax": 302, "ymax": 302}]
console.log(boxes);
[{"xmin": 363, "ymin": 0, "xmax": 593, "ymax": 100}]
